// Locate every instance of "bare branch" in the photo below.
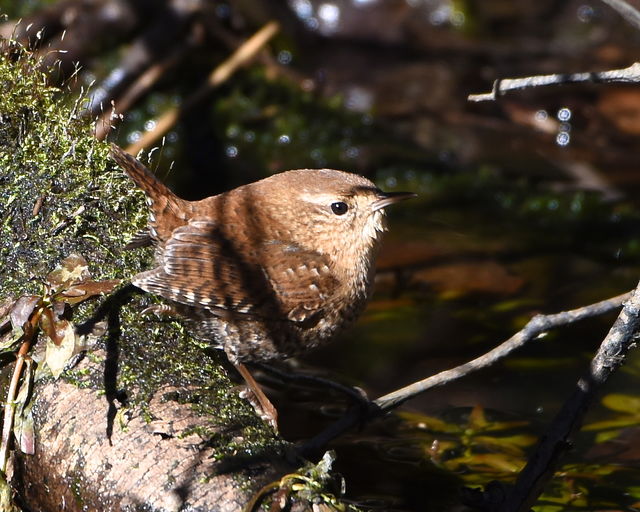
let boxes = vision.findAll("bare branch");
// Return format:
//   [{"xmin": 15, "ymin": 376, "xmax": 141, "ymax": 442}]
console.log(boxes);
[
  {"xmin": 93, "ymin": 43, "xmax": 189, "ymax": 141},
  {"xmin": 468, "ymin": 62, "xmax": 640, "ymax": 102},
  {"xmin": 303, "ymin": 291, "xmax": 631, "ymax": 455},
  {"xmin": 375, "ymin": 291, "xmax": 630, "ymax": 411}
]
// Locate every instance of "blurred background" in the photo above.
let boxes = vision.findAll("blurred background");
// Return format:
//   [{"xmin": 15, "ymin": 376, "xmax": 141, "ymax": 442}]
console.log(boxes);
[{"xmin": 4, "ymin": 1, "xmax": 640, "ymax": 510}]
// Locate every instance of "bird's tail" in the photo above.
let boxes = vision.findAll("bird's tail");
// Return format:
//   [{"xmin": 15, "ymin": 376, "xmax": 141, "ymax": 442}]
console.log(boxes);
[
  {"xmin": 110, "ymin": 144, "xmax": 178, "ymax": 204},
  {"xmin": 110, "ymin": 144, "xmax": 188, "ymax": 241}
]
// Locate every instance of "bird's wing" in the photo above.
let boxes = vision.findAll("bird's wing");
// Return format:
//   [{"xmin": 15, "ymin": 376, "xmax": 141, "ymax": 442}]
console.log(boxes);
[
  {"xmin": 260, "ymin": 240, "xmax": 339, "ymax": 323},
  {"xmin": 132, "ymin": 219, "xmax": 337, "ymax": 323}
]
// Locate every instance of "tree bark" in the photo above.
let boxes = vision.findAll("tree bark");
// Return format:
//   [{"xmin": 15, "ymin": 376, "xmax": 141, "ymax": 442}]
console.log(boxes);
[{"xmin": 12, "ymin": 352, "xmax": 293, "ymax": 512}]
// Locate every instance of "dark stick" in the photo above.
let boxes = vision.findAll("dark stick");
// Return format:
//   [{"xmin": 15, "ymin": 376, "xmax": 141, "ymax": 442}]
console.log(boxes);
[
  {"xmin": 496, "ymin": 281, "xmax": 640, "ymax": 512},
  {"xmin": 302, "ymin": 291, "xmax": 631, "ymax": 455}
]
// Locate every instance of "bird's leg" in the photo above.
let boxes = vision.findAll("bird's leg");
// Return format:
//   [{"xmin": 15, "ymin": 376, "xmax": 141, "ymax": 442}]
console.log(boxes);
[
  {"xmin": 235, "ymin": 362, "xmax": 279, "ymax": 431},
  {"xmin": 138, "ymin": 301, "xmax": 279, "ymax": 430}
]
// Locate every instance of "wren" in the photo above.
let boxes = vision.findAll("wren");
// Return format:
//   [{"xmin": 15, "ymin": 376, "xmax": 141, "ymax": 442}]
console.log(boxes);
[{"xmin": 111, "ymin": 144, "xmax": 414, "ymax": 364}]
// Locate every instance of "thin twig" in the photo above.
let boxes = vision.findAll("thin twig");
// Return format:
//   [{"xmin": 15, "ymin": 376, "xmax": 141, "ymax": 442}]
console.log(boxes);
[
  {"xmin": 0, "ymin": 310, "xmax": 40, "ymax": 474},
  {"xmin": 468, "ymin": 62, "xmax": 640, "ymax": 102},
  {"xmin": 125, "ymin": 21, "xmax": 279, "ymax": 155},
  {"xmin": 376, "ymin": 291, "xmax": 630, "ymax": 411},
  {"xmin": 302, "ymin": 291, "xmax": 631, "ymax": 454}
]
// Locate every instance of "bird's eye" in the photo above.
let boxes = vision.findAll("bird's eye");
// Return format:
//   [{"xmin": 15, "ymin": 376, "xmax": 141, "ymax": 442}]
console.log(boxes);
[{"xmin": 331, "ymin": 201, "xmax": 349, "ymax": 215}]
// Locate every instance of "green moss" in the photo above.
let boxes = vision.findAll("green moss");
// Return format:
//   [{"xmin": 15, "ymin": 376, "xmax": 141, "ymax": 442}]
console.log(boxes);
[
  {"xmin": 63, "ymin": 367, "xmax": 93, "ymax": 389},
  {"xmin": 0, "ymin": 47, "xmax": 147, "ymax": 297},
  {"xmin": 69, "ymin": 472, "xmax": 85, "ymax": 508},
  {"xmin": 114, "ymin": 314, "xmax": 281, "ymax": 454}
]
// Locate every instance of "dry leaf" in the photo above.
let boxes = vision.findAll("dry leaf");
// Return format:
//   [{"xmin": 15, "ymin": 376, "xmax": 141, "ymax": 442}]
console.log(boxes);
[
  {"xmin": 46, "ymin": 253, "xmax": 91, "ymax": 290},
  {"xmin": 0, "ymin": 296, "xmax": 14, "ymax": 321},
  {"xmin": 13, "ymin": 362, "xmax": 35, "ymax": 455},
  {"xmin": 61, "ymin": 279, "xmax": 121, "ymax": 304},
  {"xmin": 44, "ymin": 321, "xmax": 79, "ymax": 378},
  {"xmin": 39, "ymin": 308, "xmax": 70, "ymax": 346},
  {"xmin": 9, "ymin": 295, "xmax": 40, "ymax": 330}
]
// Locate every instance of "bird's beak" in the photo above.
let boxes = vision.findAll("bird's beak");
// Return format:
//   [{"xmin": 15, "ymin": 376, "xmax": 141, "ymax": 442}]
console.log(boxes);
[{"xmin": 371, "ymin": 191, "xmax": 417, "ymax": 211}]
